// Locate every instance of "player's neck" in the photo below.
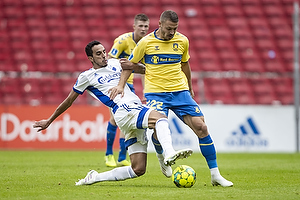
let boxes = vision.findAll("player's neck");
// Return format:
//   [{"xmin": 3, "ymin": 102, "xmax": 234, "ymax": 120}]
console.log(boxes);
[
  {"xmin": 155, "ymin": 29, "xmax": 163, "ymax": 40},
  {"xmin": 133, "ymin": 32, "xmax": 141, "ymax": 43}
]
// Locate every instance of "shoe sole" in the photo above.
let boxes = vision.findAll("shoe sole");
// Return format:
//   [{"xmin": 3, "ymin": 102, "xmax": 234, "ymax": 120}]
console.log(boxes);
[
  {"xmin": 164, "ymin": 148, "xmax": 193, "ymax": 166},
  {"xmin": 211, "ymin": 180, "xmax": 233, "ymax": 187}
]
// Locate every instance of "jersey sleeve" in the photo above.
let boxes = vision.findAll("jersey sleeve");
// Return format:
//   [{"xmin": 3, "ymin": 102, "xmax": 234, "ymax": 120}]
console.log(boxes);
[
  {"xmin": 181, "ymin": 36, "xmax": 190, "ymax": 63},
  {"xmin": 128, "ymin": 39, "xmax": 146, "ymax": 64},
  {"xmin": 108, "ymin": 38, "xmax": 127, "ymax": 58},
  {"xmin": 73, "ymin": 73, "xmax": 90, "ymax": 95}
]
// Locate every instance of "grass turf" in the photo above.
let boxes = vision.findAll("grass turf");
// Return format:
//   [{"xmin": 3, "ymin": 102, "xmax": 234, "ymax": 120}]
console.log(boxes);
[{"xmin": 0, "ymin": 151, "xmax": 299, "ymax": 200}]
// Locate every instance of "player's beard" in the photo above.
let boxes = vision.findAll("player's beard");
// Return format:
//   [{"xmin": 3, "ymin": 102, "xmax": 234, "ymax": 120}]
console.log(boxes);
[{"xmin": 94, "ymin": 60, "xmax": 107, "ymax": 68}]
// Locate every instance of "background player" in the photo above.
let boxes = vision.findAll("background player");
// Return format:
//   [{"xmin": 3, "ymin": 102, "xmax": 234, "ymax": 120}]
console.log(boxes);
[
  {"xmin": 33, "ymin": 40, "xmax": 192, "ymax": 185},
  {"xmin": 117, "ymin": 10, "xmax": 233, "ymax": 187},
  {"xmin": 104, "ymin": 14, "xmax": 150, "ymax": 167}
]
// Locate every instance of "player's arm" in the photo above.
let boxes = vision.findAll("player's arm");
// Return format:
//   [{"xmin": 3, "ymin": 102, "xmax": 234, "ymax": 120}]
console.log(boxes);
[
  {"xmin": 33, "ymin": 90, "xmax": 79, "ymax": 132},
  {"xmin": 109, "ymin": 68, "xmax": 133, "ymax": 100},
  {"xmin": 109, "ymin": 59, "xmax": 145, "ymax": 99},
  {"xmin": 181, "ymin": 61, "xmax": 194, "ymax": 98}
]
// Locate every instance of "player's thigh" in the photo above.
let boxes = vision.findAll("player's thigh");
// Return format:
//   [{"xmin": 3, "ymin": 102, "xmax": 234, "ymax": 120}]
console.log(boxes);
[{"xmin": 147, "ymin": 110, "xmax": 167, "ymax": 129}]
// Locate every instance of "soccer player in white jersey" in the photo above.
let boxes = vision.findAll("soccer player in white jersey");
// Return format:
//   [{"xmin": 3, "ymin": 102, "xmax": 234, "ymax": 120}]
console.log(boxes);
[
  {"xmin": 33, "ymin": 40, "xmax": 192, "ymax": 185},
  {"xmin": 103, "ymin": 14, "xmax": 150, "ymax": 168},
  {"xmin": 117, "ymin": 10, "xmax": 233, "ymax": 187}
]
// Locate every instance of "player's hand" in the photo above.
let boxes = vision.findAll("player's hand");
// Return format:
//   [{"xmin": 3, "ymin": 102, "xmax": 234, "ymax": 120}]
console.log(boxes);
[
  {"xmin": 189, "ymin": 89, "xmax": 195, "ymax": 99},
  {"xmin": 141, "ymin": 94, "xmax": 147, "ymax": 104},
  {"xmin": 109, "ymin": 85, "xmax": 124, "ymax": 100},
  {"xmin": 33, "ymin": 120, "xmax": 50, "ymax": 132},
  {"xmin": 120, "ymin": 58, "xmax": 133, "ymax": 70}
]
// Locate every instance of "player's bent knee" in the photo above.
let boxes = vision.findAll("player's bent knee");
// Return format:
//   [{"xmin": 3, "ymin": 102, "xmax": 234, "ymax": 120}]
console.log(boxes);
[{"xmin": 132, "ymin": 166, "xmax": 146, "ymax": 176}]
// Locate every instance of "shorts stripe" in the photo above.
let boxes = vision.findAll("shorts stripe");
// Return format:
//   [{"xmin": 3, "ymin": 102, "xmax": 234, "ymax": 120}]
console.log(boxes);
[
  {"xmin": 125, "ymin": 137, "xmax": 137, "ymax": 149},
  {"xmin": 136, "ymin": 107, "xmax": 150, "ymax": 129}
]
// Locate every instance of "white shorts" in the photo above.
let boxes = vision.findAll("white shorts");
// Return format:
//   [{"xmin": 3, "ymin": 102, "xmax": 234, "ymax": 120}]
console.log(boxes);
[
  {"xmin": 127, "ymin": 142, "xmax": 148, "ymax": 155},
  {"xmin": 113, "ymin": 103, "xmax": 152, "ymax": 149}
]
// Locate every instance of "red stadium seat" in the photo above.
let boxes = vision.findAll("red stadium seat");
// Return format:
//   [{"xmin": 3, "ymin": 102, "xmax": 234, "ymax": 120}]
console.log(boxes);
[
  {"xmin": 222, "ymin": 59, "xmax": 243, "ymax": 71},
  {"xmin": 269, "ymin": 77, "xmax": 293, "ymax": 105},
  {"xmin": 243, "ymin": 5, "xmax": 264, "ymax": 17},
  {"xmin": 223, "ymin": 5, "xmax": 244, "ymax": 17},
  {"xmin": 228, "ymin": 78, "xmax": 256, "ymax": 104},
  {"xmin": 227, "ymin": 18, "xmax": 248, "ymax": 30},
  {"xmin": 263, "ymin": 5, "xmax": 285, "ymax": 18},
  {"xmin": 203, "ymin": 78, "xmax": 234, "ymax": 104},
  {"xmin": 249, "ymin": 78, "xmax": 277, "ymax": 104}
]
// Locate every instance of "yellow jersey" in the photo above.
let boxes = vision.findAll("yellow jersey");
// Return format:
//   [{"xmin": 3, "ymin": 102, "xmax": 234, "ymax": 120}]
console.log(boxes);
[
  {"xmin": 129, "ymin": 29, "xmax": 190, "ymax": 93},
  {"xmin": 108, "ymin": 32, "xmax": 136, "ymax": 84}
]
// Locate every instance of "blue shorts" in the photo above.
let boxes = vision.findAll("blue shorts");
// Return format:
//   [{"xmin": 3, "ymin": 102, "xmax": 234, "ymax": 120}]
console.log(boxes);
[
  {"xmin": 127, "ymin": 83, "xmax": 135, "ymax": 93},
  {"xmin": 145, "ymin": 90, "xmax": 203, "ymax": 121}
]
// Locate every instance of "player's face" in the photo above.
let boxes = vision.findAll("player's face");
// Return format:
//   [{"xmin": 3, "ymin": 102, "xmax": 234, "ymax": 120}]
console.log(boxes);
[
  {"xmin": 159, "ymin": 20, "xmax": 178, "ymax": 41},
  {"xmin": 134, "ymin": 20, "xmax": 150, "ymax": 39},
  {"xmin": 91, "ymin": 44, "xmax": 107, "ymax": 69}
]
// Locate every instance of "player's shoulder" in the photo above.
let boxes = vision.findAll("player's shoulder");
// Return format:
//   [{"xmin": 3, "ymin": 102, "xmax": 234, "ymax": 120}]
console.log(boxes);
[
  {"xmin": 175, "ymin": 31, "xmax": 189, "ymax": 41},
  {"xmin": 137, "ymin": 31, "xmax": 154, "ymax": 45},
  {"xmin": 115, "ymin": 32, "xmax": 133, "ymax": 41},
  {"xmin": 78, "ymin": 68, "xmax": 94, "ymax": 79},
  {"xmin": 107, "ymin": 58, "xmax": 121, "ymax": 68}
]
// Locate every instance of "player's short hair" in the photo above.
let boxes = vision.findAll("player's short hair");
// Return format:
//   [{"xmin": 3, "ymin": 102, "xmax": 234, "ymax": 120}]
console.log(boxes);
[
  {"xmin": 134, "ymin": 13, "xmax": 149, "ymax": 24},
  {"xmin": 85, "ymin": 40, "xmax": 101, "ymax": 57},
  {"xmin": 160, "ymin": 10, "xmax": 178, "ymax": 23}
]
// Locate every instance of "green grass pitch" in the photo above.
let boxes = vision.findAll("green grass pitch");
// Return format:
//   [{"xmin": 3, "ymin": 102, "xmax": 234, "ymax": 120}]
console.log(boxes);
[{"xmin": 1, "ymin": 151, "xmax": 299, "ymax": 200}]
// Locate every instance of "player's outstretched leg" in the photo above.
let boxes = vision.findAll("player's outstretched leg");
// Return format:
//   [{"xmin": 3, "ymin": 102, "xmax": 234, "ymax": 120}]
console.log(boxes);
[{"xmin": 75, "ymin": 166, "xmax": 138, "ymax": 186}]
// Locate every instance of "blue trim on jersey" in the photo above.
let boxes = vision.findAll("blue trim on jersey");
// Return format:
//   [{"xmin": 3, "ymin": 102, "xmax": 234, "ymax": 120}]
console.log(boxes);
[
  {"xmin": 144, "ymin": 54, "xmax": 182, "ymax": 65},
  {"xmin": 119, "ymin": 51, "xmax": 130, "ymax": 58},
  {"xmin": 125, "ymin": 137, "xmax": 137, "ymax": 150},
  {"xmin": 87, "ymin": 86, "xmax": 118, "ymax": 110},
  {"xmin": 136, "ymin": 107, "xmax": 150, "ymax": 129},
  {"xmin": 73, "ymin": 87, "xmax": 83, "ymax": 95},
  {"xmin": 126, "ymin": 83, "xmax": 135, "ymax": 93}
]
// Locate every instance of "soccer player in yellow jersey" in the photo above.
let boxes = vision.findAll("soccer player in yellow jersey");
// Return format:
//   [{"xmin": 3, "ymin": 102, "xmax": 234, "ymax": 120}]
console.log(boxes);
[
  {"xmin": 116, "ymin": 10, "xmax": 233, "ymax": 187},
  {"xmin": 104, "ymin": 14, "xmax": 150, "ymax": 167}
]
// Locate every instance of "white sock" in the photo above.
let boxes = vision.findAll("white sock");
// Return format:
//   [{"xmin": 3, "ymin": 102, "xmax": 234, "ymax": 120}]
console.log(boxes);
[
  {"xmin": 155, "ymin": 118, "xmax": 176, "ymax": 157},
  {"xmin": 95, "ymin": 166, "xmax": 137, "ymax": 182},
  {"xmin": 210, "ymin": 167, "xmax": 221, "ymax": 178}
]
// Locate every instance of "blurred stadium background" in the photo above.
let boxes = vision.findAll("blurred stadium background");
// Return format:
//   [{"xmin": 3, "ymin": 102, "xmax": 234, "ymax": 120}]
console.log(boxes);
[{"xmin": 0, "ymin": 0, "xmax": 297, "ymax": 106}]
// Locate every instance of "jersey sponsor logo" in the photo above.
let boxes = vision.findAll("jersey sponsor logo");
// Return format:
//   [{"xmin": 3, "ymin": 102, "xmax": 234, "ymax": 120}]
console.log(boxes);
[
  {"xmin": 97, "ymin": 73, "xmax": 121, "ymax": 84},
  {"xmin": 145, "ymin": 54, "xmax": 182, "ymax": 65},
  {"xmin": 226, "ymin": 117, "xmax": 268, "ymax": 147},
  {"xmin": 151, "ymin": 56, "xmax": 159, "ymax": 64}
]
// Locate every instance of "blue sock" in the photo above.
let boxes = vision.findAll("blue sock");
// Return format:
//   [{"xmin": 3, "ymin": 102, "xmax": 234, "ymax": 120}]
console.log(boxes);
[
  {"xmin": 106, "ymin": 122, "xmax": 117, "ymax": 156},
  {"xmin": 118, "ymin": 138, "xmax": 127, "ymax": 162},
  {"xmin": 151, "ymin": 134, "xmax": 163, "ymax": 154},
  {"xmin": 199, "ymin": 135, "xmax": 218, "ymax": 169}
]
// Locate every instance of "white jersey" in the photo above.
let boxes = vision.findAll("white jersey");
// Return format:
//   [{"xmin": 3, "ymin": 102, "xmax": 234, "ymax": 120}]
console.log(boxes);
[
  {"xmin": 73, "ymin": 58, "xmax": 141, "ymax": 112},
  {"xmin": 73, "ymin": 58, "xmax": 150, "ymax": 148}
]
